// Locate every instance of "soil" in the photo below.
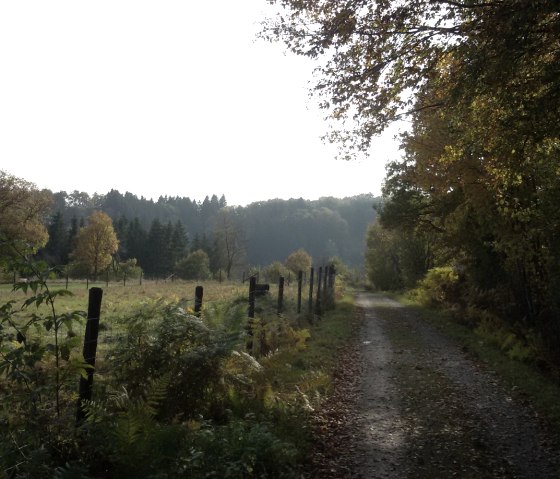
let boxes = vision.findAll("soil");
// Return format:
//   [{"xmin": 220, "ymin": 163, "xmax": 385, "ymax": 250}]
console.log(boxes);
[{"xmin": 306, "ymin": 292, "xmax": 560, "ymax": 478}]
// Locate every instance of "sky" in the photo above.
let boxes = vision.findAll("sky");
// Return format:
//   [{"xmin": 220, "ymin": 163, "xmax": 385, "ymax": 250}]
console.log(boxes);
[{"xmin": 0, "ymin": 0, "xmax": 404, "ymax": 207}]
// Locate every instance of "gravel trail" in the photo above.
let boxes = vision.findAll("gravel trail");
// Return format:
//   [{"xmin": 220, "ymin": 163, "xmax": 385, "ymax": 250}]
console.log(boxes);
[{"xmin": 310, "ymin": 292, "xmax": 560, "ymax": 478}]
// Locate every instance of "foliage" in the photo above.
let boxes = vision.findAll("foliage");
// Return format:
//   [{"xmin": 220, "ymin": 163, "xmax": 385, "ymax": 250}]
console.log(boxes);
[
  {"xmin": 45, "ymin": 190, "xmax": 378, "ymax": 273},
  {"xmin": 108, "ymin": 299, "xmax": 238, "ymax": 420},
  {"xmin": 71, "ymin": 211, "xmax": 119, "ymax": 279},
  {"xmin": 262, "ymin": 261, "xmax": 291, "ymax": 284},
  {"xmin": 0, "ymin": 170, "xmax": 52, "ymax": 254},
  {"xmin": 212, "ymin": 208, "xmax": 246, "ymax": 280},
  {"xmin": 288, "ymin": 0, "xmax": 560, "ymax": 364},
  {"xmin": 176, "ymin": 418, "xmax": 300, "ymax": 479},
  {"xmin": 175, "ymin": 249, "xmax": 211, "ymax": 281},
  {"xmin": 285, "ymin": 248, "xmax": 312, "ymax": 275},
  {"xmin": 411, "ymin": 267, "xmax": 461, "ymax": 308},
  {"xmin": 0, "ymin": 249, "xmax": 353, "ymax": 477},
  {"xmin": 364, "ymin": 222, "xmax": 403, "ymax": 291},
  {"xmin": 112, "ymin": 258, "xmax": 143, "ymax": 280},
  {"xmin": 0, "ymin": 244, "xmax": 88, "ymax": 476}
]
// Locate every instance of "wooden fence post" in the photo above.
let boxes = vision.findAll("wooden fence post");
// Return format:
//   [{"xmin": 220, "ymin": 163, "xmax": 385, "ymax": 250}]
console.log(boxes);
[
  {"xmin": 86, "ymin": 278, "xmax": 89, "ymax": 290},
  {"xmin": 328, "ymin": 265, "xmax": 336, "ymax": 308},
  {"xmin": 194, "ymin": 286, "xmax": 204, "ymax": 315},
  {"xmin": 246, "ymin": 276, "xmax": 256, "ymax": 354},
  {"xmin": 315, "ymin": 266, "xmax": 323, "ymax": 316},
  {"xmin": 123, "ymin": 272, "xmax": 127, "ymax": 287},
  {"xmin": 277, "ymin": 276, "xmax": 284, "ymax": 315},
  {"xmin": 106, "ymin": 270, "xmax": 109, "ymax": 288},
  {"xmin": 308, "ymin": 267, "xmax": 314, "ymax": 316},
  {"xmin": 297, "ymin": 270, "xmax": 303, "ymax": 314},
  {"xmin": 76, "ymin": 287, "xmax": 103, "ymax": 424}
]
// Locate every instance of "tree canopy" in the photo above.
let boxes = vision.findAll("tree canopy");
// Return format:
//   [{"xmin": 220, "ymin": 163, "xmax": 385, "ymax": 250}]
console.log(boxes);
[
  {"xmin": 0, "ymin": 170, "xmax": 51, "ymax": 251},
  {"xmin": 264, "ymin": 0, "xmax": 560, "ymax": 158},
  {"xmin": 299, "ymin": 1, "xmax": 560, "ymax": 356},
  {"xmin": 72, "ymin": 211, "xmax": 119, "ymax": 279}
]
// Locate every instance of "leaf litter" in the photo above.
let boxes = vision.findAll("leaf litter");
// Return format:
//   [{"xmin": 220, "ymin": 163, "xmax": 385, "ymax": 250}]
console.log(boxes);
[{"xmin": 304, "ymin": 293, "xmax": 560, "ymax": 478}]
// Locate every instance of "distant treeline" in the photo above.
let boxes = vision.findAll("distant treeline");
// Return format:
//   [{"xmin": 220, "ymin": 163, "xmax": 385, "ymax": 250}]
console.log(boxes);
[{"xmin": 41, "ymin": 189, "xmax": 379, "ymax": 275}]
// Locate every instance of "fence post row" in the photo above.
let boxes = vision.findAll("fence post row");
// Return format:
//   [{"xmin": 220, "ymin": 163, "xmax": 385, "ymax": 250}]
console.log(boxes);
[{"xmin": 76, "ymin": 287, "xmax": 103, "ymax": 424}]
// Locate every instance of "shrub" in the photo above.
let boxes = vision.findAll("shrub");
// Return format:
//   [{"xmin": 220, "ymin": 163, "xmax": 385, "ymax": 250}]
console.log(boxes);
[
  {"xmin": 109, "ymin": 300, "xmax": 237, "ymax": 420},
  {"xmin": 262, "ymin": 262, "xmax": 291, "ymax": 284},
  {"xmin": 413, "ymin": 266, "xmax": 461, "ymax": 307},
  {"xmin": 175, "ymin": 249, "xmax": 211, "ymax": 280},
  {"xmin": 285, "ymin": 249, "xmax": 312, "ymax": 275}
]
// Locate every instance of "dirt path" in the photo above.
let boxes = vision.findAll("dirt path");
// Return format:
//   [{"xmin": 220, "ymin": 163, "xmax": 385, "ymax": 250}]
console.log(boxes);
[{"xmin": 308, "ymin": 292, "xmax": 560, "ymax": 478}]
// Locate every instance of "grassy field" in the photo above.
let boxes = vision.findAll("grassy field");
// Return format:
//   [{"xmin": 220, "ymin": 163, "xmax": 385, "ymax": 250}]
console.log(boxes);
[
  {"xmin": 0, "ymin": 279, "xmax": 246, "ymax": 316},
  {"xmin": 0, "ymin": 277, "xmax": 311, "ymax": 318}
]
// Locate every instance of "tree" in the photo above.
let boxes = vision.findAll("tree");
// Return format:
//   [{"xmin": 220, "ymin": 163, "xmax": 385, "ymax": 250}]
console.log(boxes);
[
  {"xmin": 170, "ymin": 220, "xmax": 188, "ymax": 266},
  {"xmin": 175, "ymin": 250, "xmax": 211, "ymax": 281},
  {"xmin": 43, "ymin": 212, "xmax": 68, "ymax": 265},
  {"xmin": 72, "ymin": 211, "xmax": 119, "ymax": 279},
  {"xmin": 213, "ymin": 208, "xmax": 246, "ymax": 280},
  {"xmin": 0, "ymin": 170, "xmax": 52, "ymax": 252},
  {"xmin": 264, "ymin": 1, "xmax": 560, "ymax": 158},
  {"xmin": 144, "ymin": 219, "xmax": 166, "ymax": 277},
  {"xmin": 365, "ymin": 222, "xmax": 403, "ymax": 291},
  {"xmin": 285, "ymin": 248, "xmax": 312, "ymax": 275},
  {"xmin": 126, "ymin": 217, "xmax": 147, "ymax": 265}
]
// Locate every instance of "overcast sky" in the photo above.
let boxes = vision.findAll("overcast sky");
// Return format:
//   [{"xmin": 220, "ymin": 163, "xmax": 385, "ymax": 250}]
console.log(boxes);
[{"xmin": 0, "ymin": 0, "xmax": 403, "ymax": 206}]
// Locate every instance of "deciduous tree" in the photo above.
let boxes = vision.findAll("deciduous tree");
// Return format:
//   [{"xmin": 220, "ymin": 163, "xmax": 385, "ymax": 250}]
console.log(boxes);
[
  {"xmin": 285, "ymin": 248, "xmax": 312, "ymax": 275},
  {"xmin": 72, "ymin": 211, "xmax": 118, "ymax": 279},
  {"xmin": 0, "ymin": 170, "xmax": 51, "ymax": 252}
]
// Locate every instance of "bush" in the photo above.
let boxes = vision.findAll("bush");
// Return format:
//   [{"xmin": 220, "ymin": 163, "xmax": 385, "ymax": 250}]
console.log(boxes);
[
  {"xmin": 177, "ymin": 419, "xmax": 300, "ymax": 478},
  {"xmin": 412, "ymin": 266, "xmax": 461, "ymax": 307},
  {"xmin": 175, "ymin": 249, "xmax": 211, "ymax": 280},
  {"xmin": 285, "ymin": 249, "xmax": 312, "ymax": 275},
  {"xmin": 262, "ymin": 261, "xmax": 291, "ymax": 284},
  {"xmin": 109, "ymin": 300, "xmax": 237, "ymax": 420}
]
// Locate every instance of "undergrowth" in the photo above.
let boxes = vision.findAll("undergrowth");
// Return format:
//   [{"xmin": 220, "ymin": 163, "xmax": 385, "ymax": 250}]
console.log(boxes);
[{"xmin": 0, "ymin": 249, "xmax": 355, "ymax": 478}]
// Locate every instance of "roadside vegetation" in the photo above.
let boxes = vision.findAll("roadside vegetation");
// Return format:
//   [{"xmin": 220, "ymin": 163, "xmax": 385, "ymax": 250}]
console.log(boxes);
[{"xmin": 0, "ymin": 242, "xmax": 356, "ymax": 478}]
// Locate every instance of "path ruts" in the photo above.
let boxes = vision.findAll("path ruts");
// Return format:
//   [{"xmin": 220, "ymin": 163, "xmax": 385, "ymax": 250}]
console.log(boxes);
[{"xmin": 311, "ymin": 293, "xmax": 560, "ymax": 478}]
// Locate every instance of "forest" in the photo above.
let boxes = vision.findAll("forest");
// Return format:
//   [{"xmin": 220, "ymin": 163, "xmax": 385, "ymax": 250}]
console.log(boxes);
[{"xmin": 28, "ymin": 187, "xmax": 378, "ymax": 280}]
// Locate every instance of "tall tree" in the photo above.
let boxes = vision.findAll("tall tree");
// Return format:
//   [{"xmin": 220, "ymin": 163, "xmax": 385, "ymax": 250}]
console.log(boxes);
[
  {"xmin": 72, "ymin": 211, "xmax": 119, "ymax": 279},
  {"xmin": 213, "ymin": 208, "xmax": 246, "ymax": 280},
  {"xmin": 170, "ymin": 220, "xmax": 188, "ymax": 266},
  {"xmin": 144, "ymin": 219, "xmax": 166, "ymax": 277},
  {"xmin": 44, "ymin": 212, "xmax": 68, "ymax": 265},
  {"xmin": 0, "ymin": 170, "xmax": 52, "ymax": 253},
  {"xmin": 126, "ymin": 217, "xmax": 147, "ymax": 265}
]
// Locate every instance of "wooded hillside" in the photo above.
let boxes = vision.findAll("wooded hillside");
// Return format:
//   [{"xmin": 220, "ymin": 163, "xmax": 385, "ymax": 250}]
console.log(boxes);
[{"xmin": 40, "ymin": 188, "xmax": 378, "ymax": 276}]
